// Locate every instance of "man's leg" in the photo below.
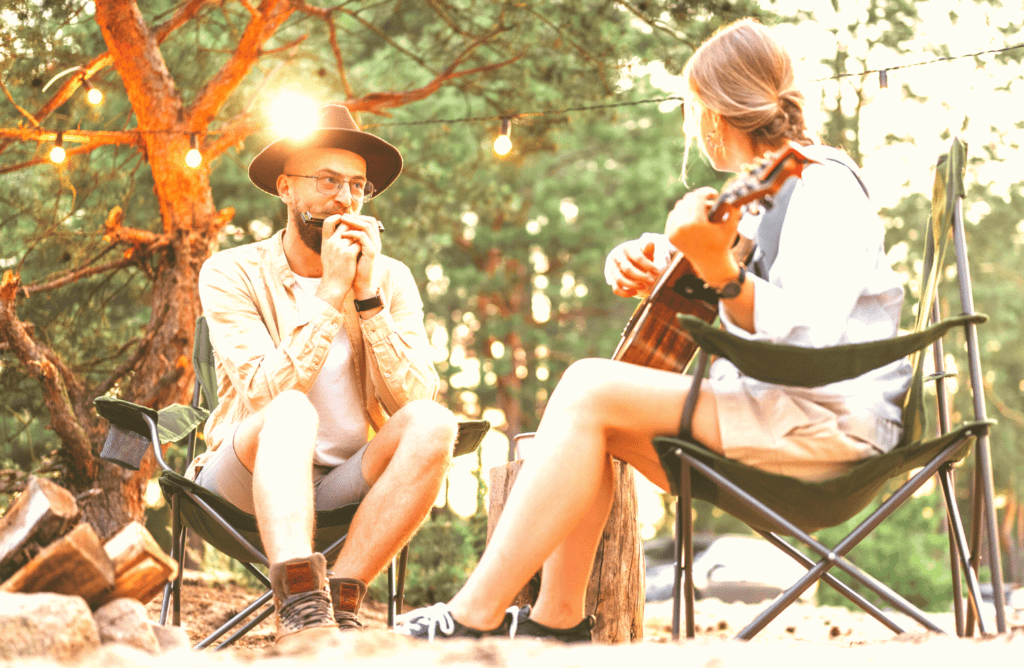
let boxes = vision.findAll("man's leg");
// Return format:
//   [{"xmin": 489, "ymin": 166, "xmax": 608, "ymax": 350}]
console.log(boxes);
[
  {"xmin": 328, "ymin": 398, "xmax": 457, "ymax": 582},
  {"xmin": 230, "ymin": 390, "xmax": 340, "ymax": 647},
  {"xmin": 443, "ymin": 358, "xmax": 721, "ymax": 632},
  {"xmin": 232, "ymin": 390, "xmax": 319, "ymax": 563}
]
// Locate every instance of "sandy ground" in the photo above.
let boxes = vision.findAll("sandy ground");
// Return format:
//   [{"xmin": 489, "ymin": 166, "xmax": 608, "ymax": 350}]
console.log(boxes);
[{"xmin": 5, "ymin": 574, "xmax": 1024, "ymax": 668}]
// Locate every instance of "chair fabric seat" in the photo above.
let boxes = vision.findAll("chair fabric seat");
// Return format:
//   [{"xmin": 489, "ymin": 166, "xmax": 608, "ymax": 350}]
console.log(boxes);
[
  {"xmin": 159, "ymin": 470, "xmax": 361, "ymax": 563},
  {"xmin": 654, "ymin": 420, "xmax": 989, "ymax": 534}
]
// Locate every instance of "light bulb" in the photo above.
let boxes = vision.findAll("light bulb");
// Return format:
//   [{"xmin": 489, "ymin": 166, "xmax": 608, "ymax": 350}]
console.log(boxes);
[
  {"xmin": 493, "ymin": 133, "xmax": 512, "ymax": 156},
  {"xmin": 493, "ymin": 118, "xmax": 513, "ymax": 156},
  {"xmin": 185, "ymin": 134, "xmax": 202, "ymax": 168},
  {"xmin": 86, "ymin": 86, "xmax": 103, "ymax": 105},
  {"xmin": 50, "ymin": 132, "xmax": 66, "ymax": 164}
]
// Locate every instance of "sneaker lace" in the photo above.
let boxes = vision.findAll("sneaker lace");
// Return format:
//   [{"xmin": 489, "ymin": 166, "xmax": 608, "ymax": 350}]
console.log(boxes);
[
  {"xmin": 278, "ymin": 589, "xmax": 333, "ymax": 633},
  {"xmin": 505, "ymin": 605, "xmax": 521, "ymax": 639},
  {"xmin": 395, "ymin": 602, "xmax": 455, "ymax": 641}
]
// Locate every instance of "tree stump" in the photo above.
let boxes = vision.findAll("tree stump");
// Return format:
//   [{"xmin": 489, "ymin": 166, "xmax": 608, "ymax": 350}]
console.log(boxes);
[{"xmin": 488, "ymin": 438, "xmax": 645, "ymax": 644}]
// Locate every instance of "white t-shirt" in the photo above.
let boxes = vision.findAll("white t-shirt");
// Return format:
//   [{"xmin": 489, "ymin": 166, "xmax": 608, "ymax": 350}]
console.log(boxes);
[{"xmin": 291, "ymin": 273, "xmax": 370, "ymax": 467}]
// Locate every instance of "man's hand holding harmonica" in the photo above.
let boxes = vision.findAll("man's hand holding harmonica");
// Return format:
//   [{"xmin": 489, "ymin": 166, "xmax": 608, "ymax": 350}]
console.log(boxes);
[{"xmin": 319, "ymin": 213, "xmax": 383, "ymax": 318}]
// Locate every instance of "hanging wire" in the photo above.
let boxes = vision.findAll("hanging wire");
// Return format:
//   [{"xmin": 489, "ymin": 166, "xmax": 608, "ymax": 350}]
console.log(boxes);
[{"xmin": 30, "ymin": 42, "xmax": 1024, "ymax": 145}]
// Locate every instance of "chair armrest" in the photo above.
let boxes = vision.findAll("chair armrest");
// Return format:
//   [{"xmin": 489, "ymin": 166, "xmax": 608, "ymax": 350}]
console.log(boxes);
[
  {"xmin": 454, "ymin": 420, "xmax": 490, "ymax": 458},
  {"xmin": 94, "ymin": 396, "xmax": 208, "ymax": 471},
  {"xmin": 676, "ymin": 313, "xmax": 986, "ymax": 388}
]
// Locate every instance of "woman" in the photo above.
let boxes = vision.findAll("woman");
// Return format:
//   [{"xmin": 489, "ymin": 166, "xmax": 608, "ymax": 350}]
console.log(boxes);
[{"xmin": 397, "ymin": 18, "xmax": 911, "ymax": 642}]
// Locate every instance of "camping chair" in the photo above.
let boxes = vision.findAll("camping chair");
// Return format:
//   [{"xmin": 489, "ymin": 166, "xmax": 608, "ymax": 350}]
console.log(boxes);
[
  {"xmin": 653, "ymin": 137, "xmax": 1007, "ymax": 640},
  {"xmin": 95, "ymin": 315, "xmax": 489, "ymax": 650}
]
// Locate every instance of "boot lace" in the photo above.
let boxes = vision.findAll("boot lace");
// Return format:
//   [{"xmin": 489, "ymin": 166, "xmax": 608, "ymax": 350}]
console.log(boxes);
[{"xmin": 278, "ymin": 589, "xmax": 334, "ymax": 633}]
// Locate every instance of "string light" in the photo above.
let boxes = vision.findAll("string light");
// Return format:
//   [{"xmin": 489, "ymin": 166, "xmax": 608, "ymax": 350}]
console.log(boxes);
[
  {"xmin": 493, "ymin": 118, "xmax": 512, "ymax": 156},
  {"xmin": 25, "ymin": 41, "xmax": 1024, "ymax": 167},
  {"xmin": 83, "ymin": 78, "xmax": 103, "ymax": 105},
  {"xmin": 185, "ymin": 133, "xmax": 202, "ymax": 168},
  {"xmin": 49, "ymin": 132, "xmax": 66, "ymax": 164}
]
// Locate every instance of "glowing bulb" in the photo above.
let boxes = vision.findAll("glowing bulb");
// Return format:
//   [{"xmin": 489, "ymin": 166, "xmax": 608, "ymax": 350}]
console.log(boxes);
[
  {"xmin": 268, "ymin": 92, "xmax": 318, "ymax": 139},
  {"xmin": 86, "ymin": 86, "xmax": 103, "ymax": 105},
  {"xmin": 493, "ymin": 134, "xmax": 512, "ymax": 155},
  {"xmin": 185, "ymin": 134, "xmax": 202, "ymax": 168},
  {"xmin": 50, "ymin": 132, "xmax": 66, "ymax": 164},
  {"xmin": 493, "ymin": 118, "xmax": 513, "ymax": 156}
]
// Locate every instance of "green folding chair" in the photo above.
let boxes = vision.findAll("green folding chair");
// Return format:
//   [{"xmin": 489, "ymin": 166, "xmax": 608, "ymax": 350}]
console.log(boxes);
[
  {"xmin": 653, "ymin": 137, "xmax": 1007, "ymax": 640},
  {"xmin": 95, "ymin": 315, "xmax": 489, "ymax": 649}
]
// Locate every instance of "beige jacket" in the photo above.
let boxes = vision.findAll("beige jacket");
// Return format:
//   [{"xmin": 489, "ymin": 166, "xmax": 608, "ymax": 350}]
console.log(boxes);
[{"xmin": 188, "ymin": 230, "xmax": 439, "ymax": 479}]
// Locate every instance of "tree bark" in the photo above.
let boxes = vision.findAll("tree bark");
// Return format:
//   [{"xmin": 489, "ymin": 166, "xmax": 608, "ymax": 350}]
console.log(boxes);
[{"xmin": 487, "ymin": 454, "xmax": 645, "ymax": 643}]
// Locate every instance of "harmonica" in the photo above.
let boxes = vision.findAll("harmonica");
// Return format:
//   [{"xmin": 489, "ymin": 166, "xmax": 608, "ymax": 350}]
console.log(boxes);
[{"xmin": 301, "ymin": 211, "xmax": 385, "ymax": 233}]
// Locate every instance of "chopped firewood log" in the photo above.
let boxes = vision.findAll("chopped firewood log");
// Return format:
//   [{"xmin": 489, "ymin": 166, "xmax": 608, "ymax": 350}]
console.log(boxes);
[
  {"xmin": 0, "ymin": 523, "xmax": 115, "ymax": 603},
  {"xmin": 93, "ymin": 521, "xmax": 178, "ymax": 606},
  {"xmin": 0, "ymin": 476, "xmax": 80, "ymax": 581}
]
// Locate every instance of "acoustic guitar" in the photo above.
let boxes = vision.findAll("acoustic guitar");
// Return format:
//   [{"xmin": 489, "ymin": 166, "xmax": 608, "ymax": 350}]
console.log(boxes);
[{"xmin": 611, "ymin": 144, "xmax": 813, "ymax": 373}]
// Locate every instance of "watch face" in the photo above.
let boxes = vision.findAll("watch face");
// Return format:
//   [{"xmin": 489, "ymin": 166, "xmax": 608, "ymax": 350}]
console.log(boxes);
[{"xmin": 717, "ymin": 281, "xmax": 742, "ymax": 299}]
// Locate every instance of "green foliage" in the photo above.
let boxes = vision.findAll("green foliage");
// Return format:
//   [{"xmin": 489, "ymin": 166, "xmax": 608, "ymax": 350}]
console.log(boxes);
[
  {"xmin": 812, "ymin": 487, "xmax": 953, "ymax": 612},
  {"xmin": 367, "ymin": 510, "xmax": 486, "ymax": 608}
]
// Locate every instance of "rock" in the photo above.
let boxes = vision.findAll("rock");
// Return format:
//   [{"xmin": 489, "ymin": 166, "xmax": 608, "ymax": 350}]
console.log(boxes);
[
  {"xmin": 0, "ymin": 591, "xmax": 100, "ymax": 660},
  {"xmin": 149, "ymin": 622, "xmax": 191, "ymax": 652},
  {"xmin": 93, "ymin": 598, "xmax": 160, "ymax": 654}
]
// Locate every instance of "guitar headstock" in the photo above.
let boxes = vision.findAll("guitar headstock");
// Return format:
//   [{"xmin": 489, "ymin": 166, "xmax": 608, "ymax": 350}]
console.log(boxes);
[{"xmin": 708, "ymin": 143, "xmax": 816, "ymax": 222}]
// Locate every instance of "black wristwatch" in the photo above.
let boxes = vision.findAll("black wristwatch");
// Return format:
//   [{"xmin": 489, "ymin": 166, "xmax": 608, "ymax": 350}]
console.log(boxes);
[
  {"xmin": 712, "ymin": 266, "xmax": 746, "ymax": 299},
  {"xmin": 354, "ymin": 293, "xmax": 384, "ymax": 312}
]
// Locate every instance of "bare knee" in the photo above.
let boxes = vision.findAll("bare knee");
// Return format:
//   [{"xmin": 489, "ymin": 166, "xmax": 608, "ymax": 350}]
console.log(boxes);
[
  {"xmin": 260, "ymin": 390, "xmax": 318, "ymax": 453},
  {"xmin": 395, "ymin": 399, "xmax": 458, "ymax": 466},
  {"xmin": 549, "ymin": 358, "xmax": 616, "ymax": 413}
]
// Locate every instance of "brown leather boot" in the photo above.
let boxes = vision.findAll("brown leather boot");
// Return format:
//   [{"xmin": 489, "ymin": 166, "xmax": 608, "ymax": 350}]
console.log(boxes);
[
  {"xmin": 269, "ymin": 553, "xmax": 343, "ymax": 651},
  {"xmin": 328, "ymin": 576, "xmax": 367, "ymax": 631}
]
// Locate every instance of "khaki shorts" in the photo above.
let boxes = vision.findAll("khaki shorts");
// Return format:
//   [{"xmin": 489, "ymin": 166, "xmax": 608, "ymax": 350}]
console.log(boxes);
[
  {"xmin": 710, "ymin": 380, "xmax": 901, "ymax": 482},
  {"xmin": 195, "ymin": 431, "xmax": 371, "ymax": 514}
]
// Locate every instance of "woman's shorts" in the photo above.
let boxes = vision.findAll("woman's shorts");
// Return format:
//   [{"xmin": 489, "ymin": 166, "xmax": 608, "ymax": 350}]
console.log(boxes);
[{"xmin": 709, "ymin": 380, "xmax": 901, "ymax": 482}]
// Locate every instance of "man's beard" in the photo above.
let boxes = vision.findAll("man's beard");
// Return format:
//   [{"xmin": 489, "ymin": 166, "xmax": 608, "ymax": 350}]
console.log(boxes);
[{"xmin": 290, "ymin": 203, "xmax": 322, "ymax": 254}]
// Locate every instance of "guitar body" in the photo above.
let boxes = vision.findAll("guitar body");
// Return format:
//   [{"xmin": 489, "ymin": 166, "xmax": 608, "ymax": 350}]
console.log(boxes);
[
  {"xmin": 610, "ymin": 144, "xmax": 812, "ymax": 373},
  {"xmin": 612, "ymin": 240, "xmax": 751, "ymax": 372}
]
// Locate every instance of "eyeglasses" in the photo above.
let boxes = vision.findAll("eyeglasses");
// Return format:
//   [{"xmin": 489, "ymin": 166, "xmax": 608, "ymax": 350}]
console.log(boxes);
[{"xmin": 284, "ymin": 173, "xmax": 376, "ymax": 201}]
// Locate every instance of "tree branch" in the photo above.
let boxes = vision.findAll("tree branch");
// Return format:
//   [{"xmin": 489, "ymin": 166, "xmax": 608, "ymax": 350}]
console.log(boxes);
[
  {"xmin": 0, "ymin": 271, "xmax": 97, "ymax": 483},
  {"xmin": 296, "ymin": 6, "xmax": 354, "ymax": 99},
  {"xmin": 0, "ymin": 0, "xmax": 210, "ymax": 157},
  {"xmin": 187, "ymin": 0, "xmax": 296, "ymax": 129},
  {"xmin": 0, "ymin": 137, "xmax": 140, "ymax": 176},
  {"xmin": 0, "ymin": 77, "xmax": 40, "ymax": 127},
  {"xmin": 339, "ymin": 54, "xmax": 525, "ymax": 116},
  {"xmin": 91, "ymin": 303, "xmax": 170, "ymax": 401}
]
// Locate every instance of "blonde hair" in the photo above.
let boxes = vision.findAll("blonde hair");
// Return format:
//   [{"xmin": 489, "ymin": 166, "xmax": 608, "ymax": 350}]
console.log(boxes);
[{"xmin": 682, "ymin": 19, "xmax": 813, "ymax": 169}]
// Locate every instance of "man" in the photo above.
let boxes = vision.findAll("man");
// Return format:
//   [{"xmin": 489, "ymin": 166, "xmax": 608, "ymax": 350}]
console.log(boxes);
[{"xmin": 190, "ymin": 104, "xmax": 457, "ymax": 649}]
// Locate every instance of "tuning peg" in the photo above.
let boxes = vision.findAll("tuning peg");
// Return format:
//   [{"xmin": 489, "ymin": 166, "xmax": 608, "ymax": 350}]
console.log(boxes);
[{"xmin": 762, "ymin": 194, "xmax": 775, "ymax": 210}]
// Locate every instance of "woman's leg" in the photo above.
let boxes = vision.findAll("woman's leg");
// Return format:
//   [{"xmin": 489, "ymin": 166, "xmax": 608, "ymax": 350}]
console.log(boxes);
[{"xmin": 447, "ymin": 358, "xmax": 721, "ymax": 630}]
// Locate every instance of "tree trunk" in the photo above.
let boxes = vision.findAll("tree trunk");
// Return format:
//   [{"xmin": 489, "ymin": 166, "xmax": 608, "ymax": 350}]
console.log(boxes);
[{"xmin": 487, "ymin": 453, "xmax": 645, "ymax": 643}]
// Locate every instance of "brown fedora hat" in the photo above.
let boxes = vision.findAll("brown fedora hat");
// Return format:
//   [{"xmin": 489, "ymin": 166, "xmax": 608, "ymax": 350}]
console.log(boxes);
[{"xmin": 248, "ymin": 104, "xmax": 403, "ymax": 197}]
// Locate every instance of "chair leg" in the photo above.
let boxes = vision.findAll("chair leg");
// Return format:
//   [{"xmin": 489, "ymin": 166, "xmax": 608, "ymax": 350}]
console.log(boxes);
[
  {"xmin": 387, "ymin": 558, "xmax": 397, "ymax": 628},
  {"xmin": 396, "ymin": 544, "xmax": 409, "ymax": 617},
  {"xmin": 670, "ymin": 454, "xmax": 696, "ymax": 641},
  {"xmin": 681, "ymin": 459, "xmax": 695, "ymax": 640},
  {"xmin": 940, "ymin": 464, "xmax": 987, "ymax": 635},
  {"xmin": 671, "ymin": 493, "xmax": 683, "ymax": 641},
  {"xmin": 942, "ymin": 468, "xmax": 966, "ymax": 637},
  {"xmin": 757, "ymin": 531, "xmax": 904, "ymax": 634},
  {"xmin": 214, "ymin": 603, "xmax": 275, "ymax": 651},
  {"xmin": 194, "ymin": 590, "xmax": 274, "ymax": 650}
]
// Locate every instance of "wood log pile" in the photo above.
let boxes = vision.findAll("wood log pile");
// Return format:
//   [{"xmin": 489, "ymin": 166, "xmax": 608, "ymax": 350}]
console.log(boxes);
[{"xmin": 0, "ymin": 476, "xmax": 184, "ymax": 659}]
